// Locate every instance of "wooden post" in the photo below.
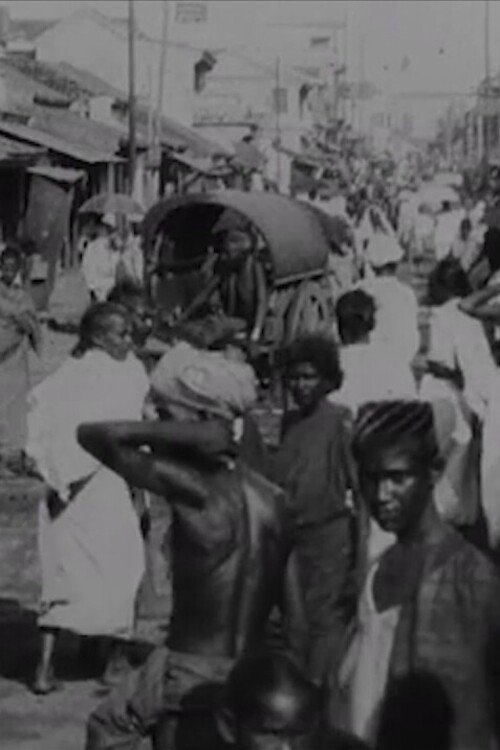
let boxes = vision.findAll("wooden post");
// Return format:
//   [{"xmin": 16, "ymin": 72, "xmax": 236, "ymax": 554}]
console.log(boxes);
[
  {"xmin": 484, "ymin": 0, "xmax": 491, "ymax": 166},
  {"xmin": 275, "ymin": 57, "xmax": 282, "ymax": 190},
  {"xmin": 155, "ymin": 0, "xmax": 169, "ymax": 148},
  {"xmin": 128, "ymin": 0, "xmax": 137, "ymax": 194}
]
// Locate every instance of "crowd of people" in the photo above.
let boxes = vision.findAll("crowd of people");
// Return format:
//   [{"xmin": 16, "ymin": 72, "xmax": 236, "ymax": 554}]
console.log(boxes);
[{"xmin": 4, "ymin": 158, "xmax": 500, "ymax": 749}]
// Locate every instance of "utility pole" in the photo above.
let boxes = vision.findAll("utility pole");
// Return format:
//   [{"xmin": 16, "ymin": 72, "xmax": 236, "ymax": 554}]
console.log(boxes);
[
  {"xmin": 155, "ymin": 0, "xmax": 169, "ymax": 148},
  {"xmin": 484, "ymin": 0, "xmax": 491, "ymax": 167},
  {"xmin": 275, "ymin": 56, "xmax": 282, "ymax": 190},
  {"xmin": 128, "ymin": 0, "xmax": 137, "ymax": 194},
  {"xmin": 358, "ymin": 35, "xmax": 365, "ymax": 135},
  {"xmin": 340, "ymin": 14, "xmax": 348, "ymax": 123}
]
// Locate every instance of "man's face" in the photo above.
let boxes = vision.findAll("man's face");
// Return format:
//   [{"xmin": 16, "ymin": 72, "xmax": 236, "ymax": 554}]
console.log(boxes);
[
  {"xmin": 95, "ymin": 313, "xmax": 132, "ymax": 361},
  {"xmin": 237, "ymin": 728, "xmax": 312, "ymax": 750},
  {"xmin": 1, "ymin": 256, "xmax": 21, "ymax": 286},
  {"xmin": 287, "ymin": 362, "xmax": 327, "ymax": 412},
  {"xmin": 236, "ymin": 704, "xmax": 317, "ymax": 750},
  {"xmin": 359, "ymin": 444, "xmax": 433, "ymax": 537},
  {"xmin": 224, "ymin": 230, "xmax": 252, "ymax": 258}
]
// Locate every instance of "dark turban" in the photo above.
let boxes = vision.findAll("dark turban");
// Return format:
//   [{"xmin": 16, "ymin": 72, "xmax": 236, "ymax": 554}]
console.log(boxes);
[{"xmin": 353, "ymin": 400, "xmax": 439, "ymax": 461}]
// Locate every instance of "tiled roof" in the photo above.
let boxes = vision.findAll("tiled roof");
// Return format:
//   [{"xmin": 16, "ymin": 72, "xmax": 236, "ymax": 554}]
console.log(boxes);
[
  {"xmin": 0, "ymin": 58, "xmax": 71, "ymax": 108},
  {"xmin": 0, "ymin": 119, "xmax": 122, "ymax": 163},
  {"xmin": 1, "ymin": 56, "xmax": 123, "ymax": 103},
  {"xmin": 9, "ymin": 19, "xmax": 57, "ymax": 42}
]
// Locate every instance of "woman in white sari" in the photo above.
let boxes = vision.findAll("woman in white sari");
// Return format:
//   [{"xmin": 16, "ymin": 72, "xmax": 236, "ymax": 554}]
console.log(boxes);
[{"xmin": 27, "ymin": 302, "xmax": 149, "ymax": 693}]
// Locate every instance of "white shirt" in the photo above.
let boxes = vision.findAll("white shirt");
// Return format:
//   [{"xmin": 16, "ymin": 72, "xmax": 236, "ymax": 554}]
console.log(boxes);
[
  {"xmin": 81, "ymin": 237, "xmax": 119, "ymax": 301},
  {"xmin": 427, "ymin": 299, "xmax": 497, "ymax": 419},
  {"xmin": 330, "ymin": 341, "xmax": 417, "ymax": 414},
  {"xmin": 358, "ymin": 276, "xmax": 420, "ymax": 366},
  {"xmin": 434, "ymin": 210, "xmax": 462, "ymax": 261}
]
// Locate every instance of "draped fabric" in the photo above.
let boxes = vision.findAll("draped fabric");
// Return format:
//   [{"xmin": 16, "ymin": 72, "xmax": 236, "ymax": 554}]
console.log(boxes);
[{"xmin": 27, "ymin": 349, "xmax": 149, "ymax": 637}]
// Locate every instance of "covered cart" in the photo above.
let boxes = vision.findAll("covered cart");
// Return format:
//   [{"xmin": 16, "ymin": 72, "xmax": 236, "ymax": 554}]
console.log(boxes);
[{"xmin": 143, "ymin": 190, "xmax": 344, "ymax": 351}]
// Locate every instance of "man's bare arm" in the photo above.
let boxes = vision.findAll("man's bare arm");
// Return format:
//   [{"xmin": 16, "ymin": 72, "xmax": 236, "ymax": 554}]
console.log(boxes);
[{"xmin": 77, "ymin": 421, "xmax": 229, "ymax": 505}]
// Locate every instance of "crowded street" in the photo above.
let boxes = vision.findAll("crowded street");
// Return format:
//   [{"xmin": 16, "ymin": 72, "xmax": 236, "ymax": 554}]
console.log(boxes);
[{"xmin": 3, "ymin": 1, "xmax": 500, "ymax": 749}]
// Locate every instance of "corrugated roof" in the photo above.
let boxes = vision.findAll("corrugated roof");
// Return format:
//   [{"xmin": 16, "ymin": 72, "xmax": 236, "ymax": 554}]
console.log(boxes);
[{"xmin": 0, "ymin": 119, "xmax": 122, "ymax": 163}]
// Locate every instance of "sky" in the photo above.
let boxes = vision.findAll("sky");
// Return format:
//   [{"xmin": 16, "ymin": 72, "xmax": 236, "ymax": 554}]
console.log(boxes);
[{"xmin": 1, "ymin": 0, "xmax": 494, "ymax": 108}]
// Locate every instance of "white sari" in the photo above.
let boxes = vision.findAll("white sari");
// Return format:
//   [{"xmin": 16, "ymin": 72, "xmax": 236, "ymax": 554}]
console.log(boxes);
[{"xmin": 27, "ymin": 349, "xmax": 149, "ymax": 637}]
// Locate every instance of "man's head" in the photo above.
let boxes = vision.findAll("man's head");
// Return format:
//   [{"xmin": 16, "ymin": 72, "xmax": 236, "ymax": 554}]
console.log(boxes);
[
  {"xmin": 0, "ymin": 245, "xmax": 23, "ymax": 286},
  {"xmin": 150, "ymin": 341, "xmax": 257, "ymax": 423},
  {"xmin": 284, "ymin": 333, "xmax": 343, "ymax": 412},
  {"xmin": 107, "ymin": 280, "xmax": 152, "ymax": 346},
  {"xmin": 336, "ymin": 290, "xmax": 376, "ymax": 345},
  {"xmin": 353, "ymin": 401, "xmax": 441, "ymax": 538},
  {"xmin": 217, "ymin": 652, "xmax": 320, "ymax": 750},
  {"xmin": 223, "ymin": 228, "xmax": 254, "ymax": 260},
  {"xmin": 99, "ymin": 214, "xmax": 116, "ymax": 235},
  {"xmin": 427, "ymin": 256, "xmax": 471, "ymax": 305},
  {"xmin": 73, "ymin": 302, "xmax": 132, "ymax": 361}
]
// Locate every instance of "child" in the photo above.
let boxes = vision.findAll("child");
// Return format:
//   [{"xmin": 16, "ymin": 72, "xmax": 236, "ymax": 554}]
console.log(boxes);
[{"xmin": 215, "ymin": 651, "xmax": 367, "ymax": 749}]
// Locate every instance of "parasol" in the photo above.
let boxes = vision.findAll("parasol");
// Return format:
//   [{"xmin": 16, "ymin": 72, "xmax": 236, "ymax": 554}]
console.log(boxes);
[{"xmin": 78, "ymin": 192, "xmax": 144, "ymax": 216}]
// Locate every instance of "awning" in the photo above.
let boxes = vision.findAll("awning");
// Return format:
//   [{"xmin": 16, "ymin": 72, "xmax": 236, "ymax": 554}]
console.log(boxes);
[
  {"xmin": 0, "ymin": 134, "xmax": 44, "ymax": 163},
  {"xmin": 0, "ymin": 120, "xmax": 123, "ymax": 164},
  {"xmin": 167, "ymin": 150, "xmax": 215, "ymax": 175},
  {"xmin": 28, "ymin": 166, "xmax": 86, "ymax": 183}
]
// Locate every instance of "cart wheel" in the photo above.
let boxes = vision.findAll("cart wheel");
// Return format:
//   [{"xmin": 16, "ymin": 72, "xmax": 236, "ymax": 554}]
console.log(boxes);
[{"xmin": 285, "ymin": 279, "xmax": 332, "ymax": 345}]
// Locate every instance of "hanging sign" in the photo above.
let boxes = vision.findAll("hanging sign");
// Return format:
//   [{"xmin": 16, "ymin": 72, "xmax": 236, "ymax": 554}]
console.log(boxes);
[{"xmin": 175, "ymin": 2, "xmax": 208, "ymax": 23}]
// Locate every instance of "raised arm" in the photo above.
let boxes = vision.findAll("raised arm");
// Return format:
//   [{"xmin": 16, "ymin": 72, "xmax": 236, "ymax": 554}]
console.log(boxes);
[
  {"xmin": 77, "ymin": 420, "xmax": 233, "ymax": 505},
  {"xmin": 459, "ymin": 283, "xmax": 500, "ymax": 321}
]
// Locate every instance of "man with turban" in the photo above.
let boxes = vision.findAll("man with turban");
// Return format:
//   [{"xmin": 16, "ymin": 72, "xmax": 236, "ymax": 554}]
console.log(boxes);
[
  {"xmin": 335, "ymin": 401, "xmax": 500, "ymax": 750},
  {"xmin": 78, "ymin": 343, "xmax": 306, "ymax": 750}
]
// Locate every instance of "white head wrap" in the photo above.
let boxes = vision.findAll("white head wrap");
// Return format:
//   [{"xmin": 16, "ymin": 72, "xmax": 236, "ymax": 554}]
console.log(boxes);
[{"xmin": 150, "ymin": 341, "xmax": 257, "ymax": 421}]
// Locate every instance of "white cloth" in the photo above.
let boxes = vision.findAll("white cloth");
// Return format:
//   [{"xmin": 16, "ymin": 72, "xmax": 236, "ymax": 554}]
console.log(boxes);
[
  {"xmin": 434, "ymin": 210, "xmax": 462, "ymax": 261},
  {"xmin": 481, "ymin": 375, "xmax": 500, "ymax": 548},
  {"xmin": 342, "ymin": 563, "xmax": 401, "ymax": 742},
  {"xmin": 426, "ymin": 299, "xmax": 496, "ymax": 420},
  {"xmin": 330, "ymin": 342, "xmax": 417, "ymax": 414},
  {"xmin": 318, "ymin": 195, "xmax": 348, "ymax": 219},
  {"xmin": 358, "ymin": 277, "xmax": 420, "ymax": 366},
  {"xmin": 120, "ymin": 237, "xmax": 144, "ymax": 284},
  {"xmin": 81, "ymin": 237, "xmax": 119, "ymax": 301},
  {"xmin": 451, "ymin": 236, "xmax": 481, "ymax": 273},
  {"xmin": 358, "ymin": 207, "xmax": 403, "ymax": 267},
  {"xmin": 27, "ymin": 349, "xmax": 149, "ymax": 636}
]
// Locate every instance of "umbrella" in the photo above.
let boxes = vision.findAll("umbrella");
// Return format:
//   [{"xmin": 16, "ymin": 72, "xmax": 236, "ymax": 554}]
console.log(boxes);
[
  {"xmin": 417, "ymin": 184, "xmax": 460, "ymax": 209},
  {"xmin": 78, "ymin": 192, "xmax": 144, "ymax": 216}
]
